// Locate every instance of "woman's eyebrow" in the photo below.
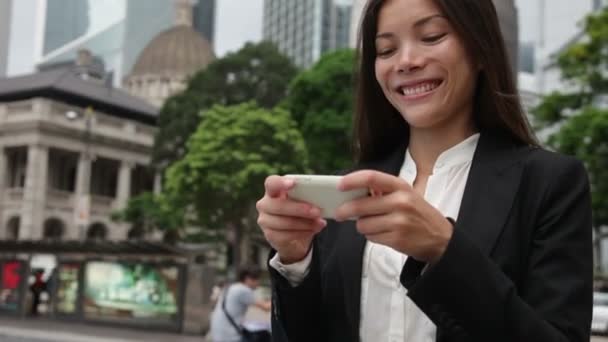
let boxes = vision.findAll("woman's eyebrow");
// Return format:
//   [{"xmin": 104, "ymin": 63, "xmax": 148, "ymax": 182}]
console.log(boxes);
[
  {"xmin": 413, "ymin": 14, "xmax": 446, "ymax": 28},
  {"xmin": 375, "ymin": 14, "xmax": 446, "ymax": 39}
]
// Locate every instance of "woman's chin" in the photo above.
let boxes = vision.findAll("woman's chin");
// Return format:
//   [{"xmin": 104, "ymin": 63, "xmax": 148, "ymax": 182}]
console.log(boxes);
[{"xmin": 400, "ymin": 111, "xmax": 443, "ymax": 130}]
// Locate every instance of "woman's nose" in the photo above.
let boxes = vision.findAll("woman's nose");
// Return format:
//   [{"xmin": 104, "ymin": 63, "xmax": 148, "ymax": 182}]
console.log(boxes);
[{"xmin": 396, "ymin": 45, "xmax": 424, "ymax": 74}]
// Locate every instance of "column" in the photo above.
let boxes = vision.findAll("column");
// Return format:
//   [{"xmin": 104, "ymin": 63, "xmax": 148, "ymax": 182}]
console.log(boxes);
[
  {"xmin": 154, "ymin": 172, "xmax": 163, "ymax": 195},
  {"xmin": 0, "ymin": 147, "xmax": 6, "ymax": 239},
  {"xmin": 73, "ymin": 153, "xmax": 92, "ymax": 240},
  {"xmin": 116, "ymin": 161, "xmax": 134, "ymax": 209},
  {"xmin": 21, "ymin": 145, "xmax": 49, "ymax": 240}
]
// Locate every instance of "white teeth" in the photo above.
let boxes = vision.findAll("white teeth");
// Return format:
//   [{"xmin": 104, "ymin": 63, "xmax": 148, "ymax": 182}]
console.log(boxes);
[{"xmin": 400, "ymin": 82, "xmax": 439, "ymax": 96}]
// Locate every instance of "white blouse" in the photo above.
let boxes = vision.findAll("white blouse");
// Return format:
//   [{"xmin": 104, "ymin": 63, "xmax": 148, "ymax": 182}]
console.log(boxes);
[{"xmin": 270, "ymin": 133, "xmax": 480, "ymax": 342}]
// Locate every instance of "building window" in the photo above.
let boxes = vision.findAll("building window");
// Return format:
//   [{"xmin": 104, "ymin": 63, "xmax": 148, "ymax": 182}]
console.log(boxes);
[
  {"xmin": 6, "ymin": 216, "xmax": 20, "ymax": 240},
  {"xmin": 6, "ymin": 147, "xmax": 27, "ymax": 188},
  {"xmin": 48, "ymin": 149, "xmax": 78, "ymax": 192},
  {"xmin": 90, "ymin": 158, "xmax": 119, "ymax": 198},
  {"xmin": 43, "ymin": 218, "xmax": 65, "ymax": 241},
  {"xmin": 130, "ymin": 165, "xmax": 155, "ymax": 197},
  {"xmin": 87, "ymin": 223, "xmax": 108, "ymax": 241},
  {"xmin": 127, "ymin": 227, "xmax": 144, "ymax": 241}
]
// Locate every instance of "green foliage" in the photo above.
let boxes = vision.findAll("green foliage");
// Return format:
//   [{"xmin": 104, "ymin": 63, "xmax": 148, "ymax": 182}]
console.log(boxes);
[
  {"xmin": 152, "ymin": 41, "xmax": 298, "ymax": 169},
  {"xmin": 163, "ymin": 102, "xmax": 308, "ymax": 263},
  {"xmin": 284, "ymin": 49, "xmax": 357, "ymax": 173},
  {"xmin": 533, "ymin": 7, "xmax": 608, "ymax": 227},
  {"xmin": 556, "ymin": 8, "xmax": 608, "ymax": 94},
  {"xmin": 532, "ymin": 92, "xmax": 590, "ymax": 128},
  {"xmin": 111, "ymin": 192, "xmax": 184, "ymax": 234},
  {"xmin": 549, "ymin": 108, "xmax": 608, "ymax": 227}
]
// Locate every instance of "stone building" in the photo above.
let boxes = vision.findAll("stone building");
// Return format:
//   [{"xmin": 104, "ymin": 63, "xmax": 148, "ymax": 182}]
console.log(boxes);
[
  {"xmin": 0, "ymin": 50, "xmax": 159, "ymax": 241},
  {"xmin": 123, "ymin": 0, "xmax": 215, "ymax": 108}
]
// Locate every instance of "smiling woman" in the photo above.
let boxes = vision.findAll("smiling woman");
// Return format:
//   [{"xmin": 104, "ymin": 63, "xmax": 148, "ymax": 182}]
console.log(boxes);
[{"xmin": 256, "ymin": 0, "xmax": 593, "ymax": 341}]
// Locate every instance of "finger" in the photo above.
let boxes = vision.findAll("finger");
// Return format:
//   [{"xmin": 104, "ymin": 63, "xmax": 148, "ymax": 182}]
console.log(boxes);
[
  {"xmin": 256, "ymin": 196, "xmax": 322, "ymax": 219},
  {"xmin": 264, "ymin": 175, "xmax": 295, "ymax": 198},
  {"xmin": 335, "ymin": 191, "xmax": 413, "ymax": 222},
  {"xmin": 364, "ymin": 231, "xmax": 398, "ymax": 249},
  {"xmin": 338, "ymin": 170, "xmax": 410, "ymax": 194},
  {"xmin": 258, "ymin": 213, "xmax": 327, "ymax": 233},
  {"xmin": 355, "ymin": 214, "xmax": 394, "ymax": 236},
  {"xmin": 263, "ymin": 229, "xmax": 316, "ymax": 250}
]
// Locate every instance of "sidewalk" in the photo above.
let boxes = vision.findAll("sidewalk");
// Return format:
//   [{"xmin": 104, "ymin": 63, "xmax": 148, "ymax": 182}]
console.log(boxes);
[
  {"xmin": 0, "ymin": 307, "xmax": 269, "ymax": 342},
  {"xmin": 0, "ymin": 316, "xmax": 206, "ymax": 342}
]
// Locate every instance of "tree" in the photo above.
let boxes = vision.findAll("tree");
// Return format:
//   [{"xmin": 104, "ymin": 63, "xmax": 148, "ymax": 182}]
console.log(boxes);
[
  {"xmin": 284, "ymin": 49, "xmax": 357, "ymax": 173},
  {"xmin": 111, "ymin": 192, "xmax": 184, "ymax": 241},
  {"xmin": 164, "ymin": 102, "xmax": 309, "ymax": 268},
  {"xmin": 533, "ymin": 7, "xmax": 608, "ymax": 271},
  {"xmin": 153, "ymin": 41, "xmax": 299, "ymax": 169}
]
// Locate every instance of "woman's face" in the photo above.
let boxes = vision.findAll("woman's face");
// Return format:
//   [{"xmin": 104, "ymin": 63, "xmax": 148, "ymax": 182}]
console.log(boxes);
[{"xmin": 374, "ymin": 0, "xmax": 478, "ymax": 130}]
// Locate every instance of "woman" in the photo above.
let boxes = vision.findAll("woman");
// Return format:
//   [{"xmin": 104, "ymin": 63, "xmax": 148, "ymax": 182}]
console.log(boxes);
[{"xmin": 255, "ymin": 0, "xmax": 592, "ymax": 341}]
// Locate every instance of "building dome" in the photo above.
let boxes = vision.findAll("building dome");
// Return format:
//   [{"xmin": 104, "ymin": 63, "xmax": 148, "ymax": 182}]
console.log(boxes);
[
  {"xmin": 124, "ymin": 21, "xmax": 215, "ymax": 108},
  {"xmin": 130, "ymin": 25, "xmax": 214, "ymax": 78}
]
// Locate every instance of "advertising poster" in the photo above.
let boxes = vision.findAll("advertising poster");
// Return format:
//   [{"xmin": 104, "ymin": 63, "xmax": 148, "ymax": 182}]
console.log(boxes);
[
  {"xmin": 83, "ymin": 261, "xmax": 180, "ymax": 324},
  {"xmin": 0, "ymin": 261, "xmax": 22, "ymax": 311},
  {"xmin": 55, "ymin": 263, "xmax": 80, "ymax": 315}
]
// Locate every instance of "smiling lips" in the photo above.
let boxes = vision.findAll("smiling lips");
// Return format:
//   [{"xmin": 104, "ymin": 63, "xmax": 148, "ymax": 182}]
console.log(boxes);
[{"xmin": 397, "ymin": 80, "xmax": 442, "ymax": 98}]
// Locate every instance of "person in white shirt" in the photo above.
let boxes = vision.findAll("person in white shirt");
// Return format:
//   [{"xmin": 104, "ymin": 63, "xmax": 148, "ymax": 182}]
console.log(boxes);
[
  {"xmin": 256, "ymin": 0, "xmax": 592, "ymax": 341},
  {"xmin": 209, "ymin": 267, "xmax": 271, "ymax": 342}
]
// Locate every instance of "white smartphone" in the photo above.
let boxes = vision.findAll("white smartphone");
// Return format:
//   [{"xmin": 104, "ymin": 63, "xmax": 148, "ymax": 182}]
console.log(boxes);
[{"xmin": 284, "ymin": 175, "xmax": 369, "ymax": 220}]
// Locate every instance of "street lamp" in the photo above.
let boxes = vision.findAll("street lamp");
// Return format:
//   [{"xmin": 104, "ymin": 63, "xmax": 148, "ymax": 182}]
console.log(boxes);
[{"xmin": 65, "ymin": 107, "xmax": 94, "ymax": 241}]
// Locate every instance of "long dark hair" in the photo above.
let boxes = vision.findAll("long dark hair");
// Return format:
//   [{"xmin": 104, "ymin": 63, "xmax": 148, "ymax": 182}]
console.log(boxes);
[{"xmin": 353, "ymin": 0, "xmax": 538, "ymax": 163}]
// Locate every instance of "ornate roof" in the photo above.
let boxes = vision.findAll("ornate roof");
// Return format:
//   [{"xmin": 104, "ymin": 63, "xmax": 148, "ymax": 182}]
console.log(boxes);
[
  {"xmin": 129, "ymin": 25, "xmax": 214, "ymax": 78},
  {"xmin": 0, "ymin": 66, "xmax": 158, "ymax": 125}
]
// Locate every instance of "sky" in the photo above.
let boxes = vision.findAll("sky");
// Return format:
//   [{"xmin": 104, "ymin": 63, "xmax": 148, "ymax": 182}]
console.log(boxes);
[
  {"xmin": 2, "ymin": 0, "xmax": 598, "ymax": 75},
  {"xmin": 213, "ymin": 0, "xmax": 264, "ymax": 57}
]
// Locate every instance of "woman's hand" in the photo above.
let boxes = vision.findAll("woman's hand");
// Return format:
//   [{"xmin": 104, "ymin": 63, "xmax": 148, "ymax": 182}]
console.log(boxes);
[
  {"xmin": 335, "ymin": 170, "xmax": 454, "ymax": 263},
  {"xmin": 256, "ymin": 175, "xmax": 327, "ymax": 264}
]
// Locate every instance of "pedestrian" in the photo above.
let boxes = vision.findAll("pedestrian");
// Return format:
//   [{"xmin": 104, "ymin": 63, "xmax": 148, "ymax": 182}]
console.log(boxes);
[
  {"xmin": 256, "ymin": 0, "xmax": 593, "ymax": 341},
  {"xmin": 209, "ymin": 266, "xmax": 271, "ymax": 342},
  {"xmin": 29, "ymin": 269, "xmax": 46, "ymax": 316},
  {"xmin": 210, "ymin": 278, "xmax": 226, "ymax": 307}
]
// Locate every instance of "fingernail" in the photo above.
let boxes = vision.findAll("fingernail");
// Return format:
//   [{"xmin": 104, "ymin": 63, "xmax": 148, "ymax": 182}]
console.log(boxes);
[
  {"xmin": 284, "ymin": 178, "xmax": 295, "ymax": 187},
  {"xmin": 309, "ymin": 207, "xmax": 321, "ymax": 217}
]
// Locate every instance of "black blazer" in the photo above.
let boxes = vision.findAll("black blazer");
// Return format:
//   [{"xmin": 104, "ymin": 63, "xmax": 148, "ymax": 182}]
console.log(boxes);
[{"xmin": 268, "ymin": 133, "xmax": 593, "ymax": 342}]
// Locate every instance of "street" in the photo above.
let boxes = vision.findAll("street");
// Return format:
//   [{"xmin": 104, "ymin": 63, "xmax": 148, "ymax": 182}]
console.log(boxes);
[
  {"xmin": 0, "ymin": 305, "xmax": 271, "ymax": 342},
  {"xmin": 593, "ymin": 336, "xmax": 608, "ymax": 342}
]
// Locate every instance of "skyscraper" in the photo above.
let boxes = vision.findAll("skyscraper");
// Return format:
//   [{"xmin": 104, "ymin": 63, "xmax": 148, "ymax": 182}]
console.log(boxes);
[
  {"xmin": 262, "ymin": 0, "xmax": 353, "ymax": 68},
  {"xmin": 37, "ymin": 0, "xmax": 215, "ymax": 85},
  {"xmin": 493, "ymin": 0, "xmax": 519, "ymax": 77},
  {"xmin": 38, "ymin": 0, "xmax": 126, "ymax": 83},
  {"xmin": 43, "ymin": 0, "xmax": 90, "ymax": 55},
  {"xmin": 0, "ymin": 0, "xmax": 12, "ymax": 77}
]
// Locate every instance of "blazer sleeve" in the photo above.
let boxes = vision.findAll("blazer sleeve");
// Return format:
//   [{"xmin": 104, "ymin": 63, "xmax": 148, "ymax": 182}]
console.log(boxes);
[
  {"xmin": 401, "ymin": 158, "xmax": 593, "ymax": 341},
  {"xmin": 268, "ymin": 238, "xmax": 325, "ymax": 342}
]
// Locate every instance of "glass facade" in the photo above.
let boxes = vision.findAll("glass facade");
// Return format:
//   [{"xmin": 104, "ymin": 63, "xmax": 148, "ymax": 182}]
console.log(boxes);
[
  {"xmin": 263, "ymin": 0, "xmax": 352, "ymax": 68},
  {"xmin": 40, "ymin": 0, "xmax": 126, "ymax": 84},
  {"xmin": 43, "ymin": 0, "xmax": 91, "ymax": 55},
  {"xmin": 0, "ymin": 0, "xmax": 12, "ymax": 77},
  {"xmin": 39, "ymin": 0, "xmax": 215, "ymax": 85}
]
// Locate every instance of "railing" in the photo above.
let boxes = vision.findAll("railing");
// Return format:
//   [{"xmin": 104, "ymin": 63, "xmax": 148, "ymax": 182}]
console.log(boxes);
[
  {"xmin": 91, "ymin": 195, "xmax": 115, "ymax": 214},
  {"xmin": 4, "ymin": 188, "xmax": 24, "ymax": 202},
  {"xmin": 46, "ymin": 189, "xmax": 74, "ymax": 209}
]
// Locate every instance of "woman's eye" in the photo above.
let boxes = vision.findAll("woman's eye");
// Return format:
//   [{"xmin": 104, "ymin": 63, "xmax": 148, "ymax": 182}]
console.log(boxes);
[
  {"xmin": 422, "ymin": 33, "xmax": 447, "ymax": 43},
  {"xmin": 376, "ymin": 48, "xmax": 394, "ymax": 56}
]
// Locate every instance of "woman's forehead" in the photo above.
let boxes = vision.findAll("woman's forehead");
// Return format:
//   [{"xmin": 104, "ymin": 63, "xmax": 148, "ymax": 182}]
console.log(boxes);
[{"xmin": 377, "ymin": 0, "xmax": 444, "ymax": 30}]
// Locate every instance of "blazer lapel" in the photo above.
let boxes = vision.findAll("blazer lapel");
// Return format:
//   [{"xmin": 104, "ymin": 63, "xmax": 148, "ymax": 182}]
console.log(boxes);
[
  {"xmin": 337, "ymin": 144, "xmax": 407, "ymax": 338},
  {"xmin": 456, "ymin": 133, "xmax": 530, "ymax": 255}
]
